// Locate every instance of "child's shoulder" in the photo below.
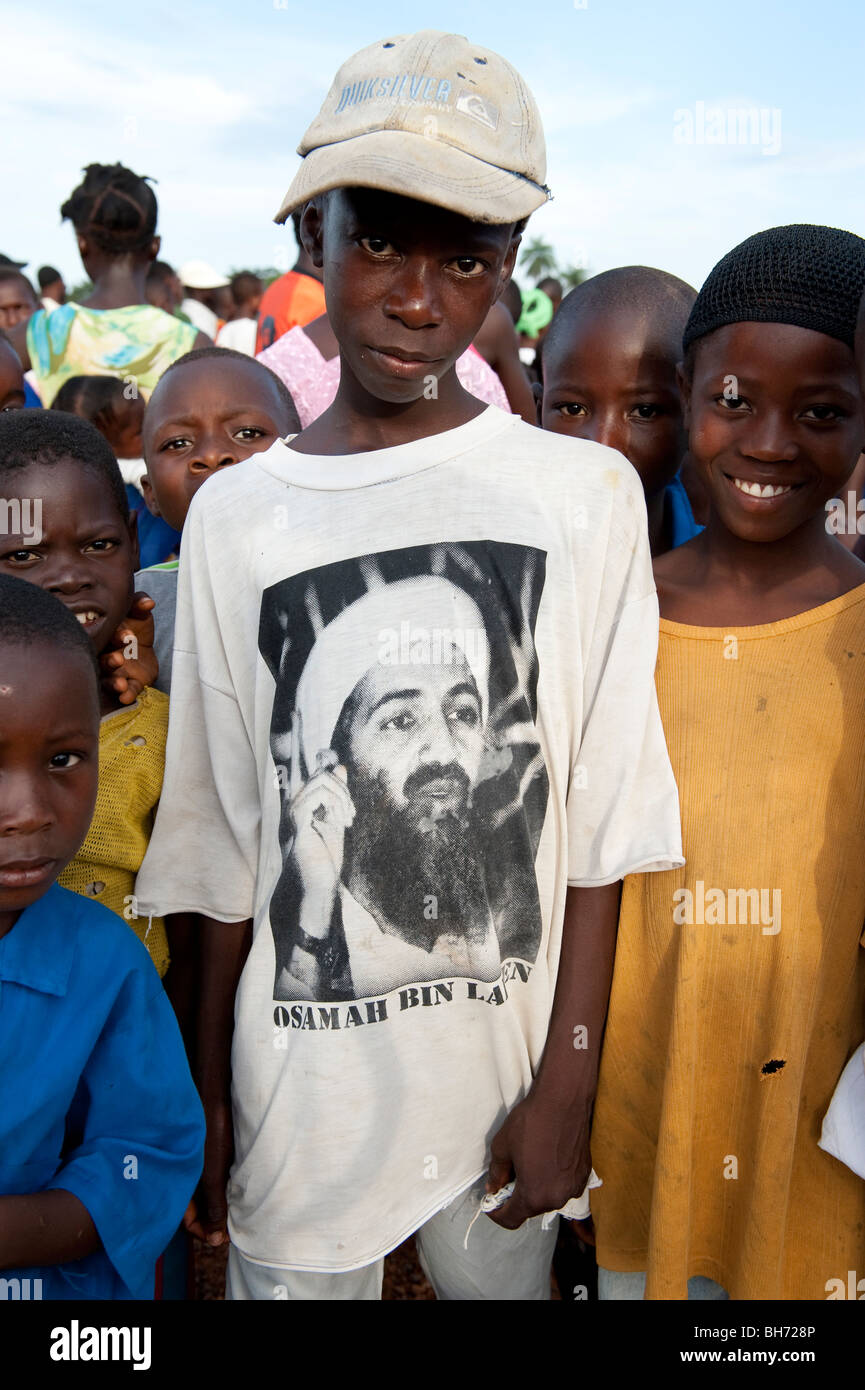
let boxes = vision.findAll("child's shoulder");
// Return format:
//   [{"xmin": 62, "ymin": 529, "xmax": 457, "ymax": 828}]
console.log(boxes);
[
  {"xmin": 23, "ymin": 883, "xmax": 160, "ymax": 989},
  {"xmin": 99, "ymin": 687, "xmax": 169, "ymax": 779},
  {"xmin": 453, "ymin": 414, "xmax": 640, "ymax": 495},
  {"xmin": 186, "ymin": 442, "xmax": 289, "ymax": 523}
]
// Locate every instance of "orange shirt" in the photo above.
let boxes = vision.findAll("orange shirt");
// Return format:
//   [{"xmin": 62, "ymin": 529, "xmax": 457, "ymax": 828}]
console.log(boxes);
[{"xmin": 255, "ymin": 271, "xmax": 326, "ymax": 353}]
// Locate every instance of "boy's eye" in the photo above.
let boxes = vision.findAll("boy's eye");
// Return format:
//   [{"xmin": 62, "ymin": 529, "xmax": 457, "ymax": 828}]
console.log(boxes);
[
  {"xmin": 557, "ymin": 403, "xmax": 588, "ymax": 418},
  {"xmin": 630, "ymin": 403, "xmax": 663, "ymax": 420},
  {"xmin": 802, "ymin": 404, "xmax": 845, "ymax": 422},
  {"xmin": 359, "ymin": 236, "xmax": 395, "ymax": 256},
  {"xmin": 85, "ymin": 538, "xmax": 119, "ymax": 553},
  {"xmin": 49, "ymin": 751, "xmax": 83, "ymax": 769},
  {"xmin": 1, "ymin": 548, "xmax": 38, "ymax": 563},
  {"xmin": 451, "ymin": 257, "xmax": 485, "ymax": 277},
  {"xmin": 716, "ymin": 394, "xmax": 748, "ymax": 411},
  {"xmin": 234, "ymin": 426, "xmax": 268, "ymax": 441},
  {"xmin": 161, "ymin": 436, "xmax": 192, "ymax": 451}
]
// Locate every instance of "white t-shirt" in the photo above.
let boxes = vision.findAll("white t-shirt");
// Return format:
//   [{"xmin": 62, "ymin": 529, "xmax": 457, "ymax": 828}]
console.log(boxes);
[
  {"xmin": 215, "ymin": 317, "xmax": 257, "ymax": 356},
  {"xmin": 136, "ymin": 405, "xmax": 683, "ymax": 1272}
]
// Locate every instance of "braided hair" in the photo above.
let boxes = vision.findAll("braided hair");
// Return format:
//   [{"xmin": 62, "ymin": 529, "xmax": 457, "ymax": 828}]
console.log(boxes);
[{"xmin": 60, "ymin": 163, "xmax": 158, "ymax": 257}]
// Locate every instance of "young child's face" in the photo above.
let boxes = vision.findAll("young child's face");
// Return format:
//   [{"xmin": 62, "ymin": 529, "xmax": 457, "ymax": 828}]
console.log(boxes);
[
  {"xmin": 142, "ymin": 357, "xmax": 291, "ymax": 532},
  {"xmin": 309, "ymin": 188, "xmax": 519, "ymax": 405},
  {"xmin": 0, "ymin": 340, "xmax": 25, "ymax": 411},
  {"xmin": 683, "ymin": 322, "xmax": 865, "ymax": 543},
  {"xmin": 0, "ymin": 463, "xmax": 137, "ymax": 655},
  {"xmin": 0, "ymin": 641, "xmax": 99, "ymax": 936},
  {"xmin": 541, "ymin": 304, "xmax": 685, "ymax": 498},
  {"xmin": 0, "ymin": 276, "xmax": 38, "ymax": 330}
]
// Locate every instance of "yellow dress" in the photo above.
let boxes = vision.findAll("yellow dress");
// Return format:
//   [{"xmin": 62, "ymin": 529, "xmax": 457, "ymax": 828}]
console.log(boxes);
[
  {"xmin": 58, "ymin": 687, "xmax": 169, "ymax": 977},
  {"xmin": 592, "ymin": 586, "xmax": 865, "ymax": 1300}
]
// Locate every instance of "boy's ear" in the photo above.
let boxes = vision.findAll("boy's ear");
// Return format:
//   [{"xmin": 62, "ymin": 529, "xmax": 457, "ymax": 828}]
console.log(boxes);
[
  {"xmin": 126, "ymin": 507, "xmax": 141, "ymax": 571},
  {"xmin": 140, "ymin": 474, "xmax": 161, "ymax": 519},
  {"xmin": 147, "ymin": 235, "xmax": 161, "ymax": 263},
  {"xmin": 531, "ymin": 379, "xmax": 544, "ymax": 427},
  {"xmin": 496, "ymin": 236, "xmax": 521, "ymax": 301},
  {"xmin": 301, "ymin": 199, "xmax": 325, "ymax": 269},
  {"xmin": 676, "ymin": 360, "xmax": 692, "ymax": 429}
]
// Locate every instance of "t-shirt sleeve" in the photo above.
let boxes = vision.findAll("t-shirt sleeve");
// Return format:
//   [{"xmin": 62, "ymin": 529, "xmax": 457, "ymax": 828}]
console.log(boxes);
[
  {"xmin": 566, "ymin": 470, "xmax": 684, "ymax": 886},
  {"xmin": 49, "ymin": 958, "xmax": 205, "ymax": 1298},
  {"xmin": 135, "ymin": 503, "xmax": 260, "ymax": 921}
]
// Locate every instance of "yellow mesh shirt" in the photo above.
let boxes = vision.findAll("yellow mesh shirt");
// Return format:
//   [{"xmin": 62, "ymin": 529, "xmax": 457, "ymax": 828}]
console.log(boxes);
[
  {"xmin": 58, "ymin": 687, "xmax": 169, "ymax": 976},
  {"xmin": 591, "ymin": 585, "xmax": 865, "ymax": 1300}
]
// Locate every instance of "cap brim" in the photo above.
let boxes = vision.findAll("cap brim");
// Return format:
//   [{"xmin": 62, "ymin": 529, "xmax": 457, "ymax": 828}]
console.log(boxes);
[{"xmin": 274, "ymin": 129, "xmax": 549, "ymax": 226}]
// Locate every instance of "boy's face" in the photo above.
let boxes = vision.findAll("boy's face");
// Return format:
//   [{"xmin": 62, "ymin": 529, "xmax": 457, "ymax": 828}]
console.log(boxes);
[
  {"xmin": 541, "ymin": 304, "xmax": 685, "ymax": 498},
  {"xmin": 683, "ymin": 322, "xmax": 865, "ymax": 543},
  {"xmin": 0, "ymin": 341, "xmax": 25, "ymax": 411},
  {"xmin": 306, "ymin": 188, "xmax": 519, "ymax": 405},
  {"xmin": 0, "ymin": 277, "xmax": 38, "ymax": 330},
  {"xmin": 0, "ymin": 463, "xmax": 137, "ymax": 655},
  {"xmin": 0, "ymin": 642, "xmax": 99, "ymax": 938},
  {"xmin": 142, "ymin": 358, "xmax": 290, "ymax": 532}
]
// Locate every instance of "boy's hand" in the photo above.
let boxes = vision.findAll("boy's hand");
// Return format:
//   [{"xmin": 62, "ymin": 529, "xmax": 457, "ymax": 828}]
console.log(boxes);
[
  {"xmin": 184, "ymin": 1096, "xmax": 234, "ymax": 1247},
  {"xmin": 101, "ymin": 592, "xmax": 157, "ymax": 703},
  {"xmin": 484, "ymin": 1089, "xmax": 592, "ymax": 1230}
]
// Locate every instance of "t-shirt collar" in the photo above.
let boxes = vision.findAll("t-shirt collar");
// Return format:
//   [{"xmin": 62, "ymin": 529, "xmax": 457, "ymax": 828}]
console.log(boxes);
[{"xmin": 254, "ymin": 405, "xmax": 519, "ymax": 491}]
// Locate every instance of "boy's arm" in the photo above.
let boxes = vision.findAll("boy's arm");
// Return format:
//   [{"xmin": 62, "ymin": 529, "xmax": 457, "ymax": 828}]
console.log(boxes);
[
  {"xmin": 185, "ymin": 915, "xmax": 252, "ymax": 1246},
  {"xmin": 486, "ymin": 881, "xmax": 620, "ymax": 1227},
  {"xmin": 0, "ymin": 1191, "xmax": 98, "ymax": 1269}
]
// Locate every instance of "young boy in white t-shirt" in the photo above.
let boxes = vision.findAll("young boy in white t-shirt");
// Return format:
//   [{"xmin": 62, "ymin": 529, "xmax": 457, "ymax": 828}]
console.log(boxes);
[{"xmin": 136, "ymin": 29, "xmax": 683, "ymax": 1299}]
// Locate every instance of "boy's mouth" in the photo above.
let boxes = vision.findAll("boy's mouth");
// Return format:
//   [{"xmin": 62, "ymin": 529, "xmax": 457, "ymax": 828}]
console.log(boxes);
[
  {"xmin": 722, "ymin": 472, "xmax": 806, "ymax": 502},
  {"xmin": 0, "ymin": 857, "xmax": 56, "ymax": 888},
  {"xmin": 367, "ymin": 346, "xmax": 444, "ymax": 379},
  {"xmin": 66, "ymin": 605, "xmax": 105, "ymax": 631}
]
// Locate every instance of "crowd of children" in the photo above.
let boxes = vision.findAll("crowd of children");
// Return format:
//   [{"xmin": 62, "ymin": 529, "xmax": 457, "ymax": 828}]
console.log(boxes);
[{"xmin": 1, "ymin": 27, "xmax": 864, "ymax": 1305}]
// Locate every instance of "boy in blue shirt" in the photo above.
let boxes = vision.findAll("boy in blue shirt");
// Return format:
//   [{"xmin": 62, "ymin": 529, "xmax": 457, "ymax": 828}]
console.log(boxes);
[
  {"xmin": 538, "ymin": 266, "xmax": 703, "ymax": 555},
  {"xmin": 0, "ymin": 575, "xmax": 204, "ymax": 1299}
]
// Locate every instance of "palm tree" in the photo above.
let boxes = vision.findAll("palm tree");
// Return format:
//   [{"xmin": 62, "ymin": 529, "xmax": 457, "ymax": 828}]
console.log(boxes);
[
  {"xmin": 559, "ymin": 265, "xmax": 588, "ymax": 290},
  {"xmin": 519, "ymin": 237, "xmax": 557, "ymax": 281}
]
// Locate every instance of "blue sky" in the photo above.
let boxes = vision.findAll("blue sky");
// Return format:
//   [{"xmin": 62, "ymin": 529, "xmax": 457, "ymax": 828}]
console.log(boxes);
[{"xmin": 4, "ymin": 0, "xmax": 864, "ymax": 294}]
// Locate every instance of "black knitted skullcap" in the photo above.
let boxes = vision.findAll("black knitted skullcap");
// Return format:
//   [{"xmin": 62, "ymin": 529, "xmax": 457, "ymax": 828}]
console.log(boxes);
[{"xmin": 683, "ymin": 224, "xmax": 865, "ymax": 353}]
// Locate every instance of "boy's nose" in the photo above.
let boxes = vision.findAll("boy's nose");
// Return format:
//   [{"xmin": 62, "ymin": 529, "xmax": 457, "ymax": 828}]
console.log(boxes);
[
  {"xmin": 383, "ymin": 260, "xmax": 441, "ymax": 328},
  {"xmin": 45, "ymin": 558, "xmax": 94, "ymax": 594},
  {"xmin": 0, "ymin": 778, "xmax": 53, "ymax": 837},
  {"xmin": 588, "ymin": 411, "xmax": 626, "ymax": 453},
  {"xmin": 742, "ymin": 409, "xmax": 798, "ymax": 462},
  {"xmin": 193, "ymin": 436, "xmax": 237, "ymax": 471}
]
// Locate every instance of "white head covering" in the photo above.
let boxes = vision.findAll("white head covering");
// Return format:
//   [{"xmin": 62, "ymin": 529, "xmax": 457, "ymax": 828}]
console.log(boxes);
[{"xmin": 294, "ymin": 576, "xmax": 488, "ymax": 771}]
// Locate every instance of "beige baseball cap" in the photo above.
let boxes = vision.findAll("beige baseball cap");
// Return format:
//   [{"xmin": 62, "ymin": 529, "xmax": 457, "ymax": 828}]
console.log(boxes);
[{"xmin": 274, "ymin": 30, "xmax": 550, "ymax": 227}]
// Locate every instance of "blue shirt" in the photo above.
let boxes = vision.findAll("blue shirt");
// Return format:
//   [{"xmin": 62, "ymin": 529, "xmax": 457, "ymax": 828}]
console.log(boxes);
[
  {"xmin": 0, "ymin": 884, "xmax": 205, "ymax": 1299},
  {"xmin": 665, "ymin": 472, "xmax": 703, "ymax": 549}
]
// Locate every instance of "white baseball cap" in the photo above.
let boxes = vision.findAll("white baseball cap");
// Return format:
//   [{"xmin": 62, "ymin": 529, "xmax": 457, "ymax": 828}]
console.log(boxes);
[
  {"xmin": 179, "ymin": 260, "xmax": 229, "ymax": 290},
  {"xmin": 274, "ymin": 30, "xmax": 550, "ymax": 227}
]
